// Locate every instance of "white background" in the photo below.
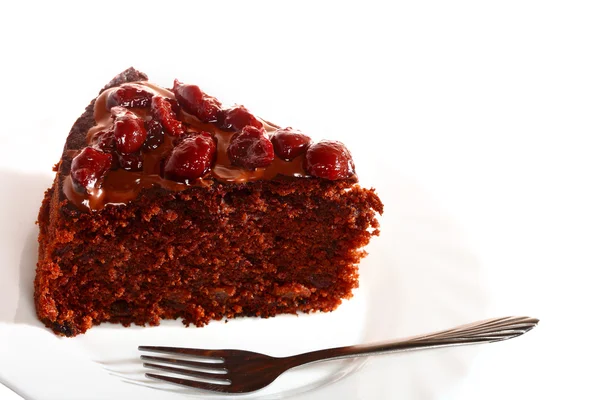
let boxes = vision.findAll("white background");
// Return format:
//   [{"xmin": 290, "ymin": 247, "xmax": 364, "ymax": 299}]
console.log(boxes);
[{"xmin": 0, "ymin": 1, "xmax": 598, "ymax": 399}]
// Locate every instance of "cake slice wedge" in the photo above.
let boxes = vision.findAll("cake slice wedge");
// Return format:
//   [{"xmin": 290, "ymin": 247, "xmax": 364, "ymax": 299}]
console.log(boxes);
[{"xmin": 35, "ymin": 68, "xmax": 383, "ymax": 336}]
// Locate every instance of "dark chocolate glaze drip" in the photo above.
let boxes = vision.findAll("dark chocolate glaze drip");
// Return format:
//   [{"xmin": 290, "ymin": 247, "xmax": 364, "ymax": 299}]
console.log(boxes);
[{"xmin": 63, "ymin": 81, "xmax": 322, "ymax": 211}]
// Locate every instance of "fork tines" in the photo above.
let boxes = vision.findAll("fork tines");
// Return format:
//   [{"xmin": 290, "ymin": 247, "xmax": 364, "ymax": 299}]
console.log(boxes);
[{"xmin": 139, "ymin": 346, "xmax": 232, "ymax": 392}]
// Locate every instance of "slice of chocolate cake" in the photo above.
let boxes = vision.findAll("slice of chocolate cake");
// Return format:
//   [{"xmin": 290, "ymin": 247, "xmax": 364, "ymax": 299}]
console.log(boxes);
[{"xmin": 35, "ymin": 68, "xmax": 383, "ymax": 337}]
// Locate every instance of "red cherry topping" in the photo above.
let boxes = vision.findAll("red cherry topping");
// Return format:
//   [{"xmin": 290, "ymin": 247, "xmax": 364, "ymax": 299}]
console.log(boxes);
[
  {"xmin": 106, "ymin": 84, "xmax": 153, "ymax": 109},
  {"xmin": 227, "ymin": 126, "xmax": 274, "ymax": 170},
  {"xmin": 166, "ymin": 97, "xmax": 181, "ymax": 114},
  {"xmin": 118, "ymin": 152, "xmax": 143, "ymax": 171},
  {"xmin": 271, "ymin": 127, "xmax": 312, "ymax": 161},
  {"xmin": 89, "ymin": 130, "xmax": 116, "ymax": 152},
  {"xmin": 143, "ymin": 119, "xmax": 165, "ymax": 151},
  {"xmin": 173, "ymin": 79, "xmax": 222, "ymax": 123},
  {"xmin": 151, "ymin": 96, "xmax": 184, "ymax": 136},
  {"xmin": 164, "ymin": 133, "xmax": 216, "ymax": 182},
  {"xmin": 218, "ymin": 105, "xmax": 262, "ymax": 131},
  {"xmin": 70, "ymin": 147, "xmax": 113, "ymax": 192},
  {"xmin": 113, "ymin": 111, "xmax": 147, "ymax": 154},
  {"xmin": 303, "ymin": 140, "xmax": 355, "ymax": 180}
]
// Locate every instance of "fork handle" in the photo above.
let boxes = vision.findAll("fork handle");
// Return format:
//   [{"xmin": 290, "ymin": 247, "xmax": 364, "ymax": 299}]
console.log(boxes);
[{"xmin": 283, "ymin": 316, "xmax": 538, "ymax": 369}]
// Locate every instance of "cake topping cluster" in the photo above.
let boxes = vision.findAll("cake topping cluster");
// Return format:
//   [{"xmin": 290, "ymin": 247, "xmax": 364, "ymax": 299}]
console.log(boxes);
[
  {"xmin": 173, "ymin": 79, "xmax": 221, "ymax": 123},
  {"xmin": 106, "ymin": 84, "xmax": 153, "ymax": 109},
  {"xmin": 228, "ymin": 126, "xmax": 275, "ymax": 170},
  {"xmin": 70, "ymin": 147, "xmax": 113, "ymax": 192},
  {"xmin": 112, "ymin": 107, "xmax": 147, "ymax": 154},
  {"xmin": 271, "ymin": 127, "xmax": 312, "ymax": 161},
  {"xmin": 218, "ymin": 105, "xmax": 263, "ymax": 132},
  {"xmin": 151, "ymin": 96, "xmax": 184, "ymax": 136},
  {"xmin": 164, "ymin": 133, "xmax": 217, "ymax": 182},
  {"xmin": 143, "ymin": 119, "xmax": 165, "ymax": 151},
  {"xmin": 69, "ymin": 79, "xmax": 356, "ymax": 198},
  {"xmin": 304, "ymin": 140, "xmax": 356, "ymax": 180}
]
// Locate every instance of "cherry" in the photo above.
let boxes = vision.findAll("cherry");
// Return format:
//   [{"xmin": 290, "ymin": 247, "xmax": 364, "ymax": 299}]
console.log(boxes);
[
  {"xmin": 113, "ymin": 112, "xmax": 147, "ymax": 154},
  {"xmin": 166, "ymin": 97, "xmax": 181, "ymax": 114},
  {"xmin": 143, "ymin": 119, "xmax": 165, "ymax": 151},
  {"xmin": 70, "ymin": 147, "xmax": 113, "ymax": 192},
  {"xmin": 175, "ymin": 128, "xmax": 210, "ymax": 144},
  {"xmin": 173, "ymin": 79, "xmax": 222, "ymax": 123},
  {"xmin": 89, "ymin": 130, "xmax": 119, "ymax": 169},
  {"xmin": 118, "ymin": 152, "xmax": 143, "ymax": 171},
  {"xmin": 271, "ymin": 127, "xmax": 312, "ymax": 161},
  {"xmin": 303, "ymin": 140, "xmax": 355, "ymax": 180},
  {"xmin": 164, "ymin": 133, "xmax": 216, "ymax": 182},
  {"xmin": 89, "ymin": 130, "xmax": 116, "ymax": 152},
  {"xmin": 106, "ymin": 84, "xmax": 153, "ymax": 109},
  {"xmin": 227, "ymin": 126, "xmax": 274, "ymax": 170},
  {"xmin": 151, "ymin": 96, "xmax": 185, "ymax": 136},
  {"xmin": 218, "ymin": 105, "xmax": 262, "ymax": 131}
]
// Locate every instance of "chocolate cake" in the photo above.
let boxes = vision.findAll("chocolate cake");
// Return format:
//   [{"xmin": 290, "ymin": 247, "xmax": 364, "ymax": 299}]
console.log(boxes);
[{"xmin": 35, "ymin": 68, "xmax": 383, "ymax": 337}]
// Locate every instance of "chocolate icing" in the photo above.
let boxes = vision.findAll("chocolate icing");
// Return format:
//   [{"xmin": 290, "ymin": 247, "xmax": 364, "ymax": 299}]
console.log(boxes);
[{"xmin": 63, "ymin": 81, "xmax": 316, "ymax": 211}]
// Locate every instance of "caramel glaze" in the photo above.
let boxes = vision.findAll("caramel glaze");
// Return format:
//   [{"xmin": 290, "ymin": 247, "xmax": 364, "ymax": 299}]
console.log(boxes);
[{"xmin": 63, "ymin": 82, "xmax": 316, "ymax": 211}]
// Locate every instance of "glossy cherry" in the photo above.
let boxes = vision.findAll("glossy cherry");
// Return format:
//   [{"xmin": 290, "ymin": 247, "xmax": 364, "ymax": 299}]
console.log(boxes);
[
  {"xmin": 227, "ymin": 126, "xmax": 274, "ymax": 170},
  {"xmin": 113, "ymin": 111, "xmax": 147, "ymax": 154},
  {"xmin": 151, "ymin": 96, "xmax": 184, "ymax": 136},
  {"xmin": 271, "ymin": 127, "xmax": 312, "ymax": 161},
  {"xmin": 164, "ymin": 133, "xmax": 216, "ymax": 182},
  {"xmin": 218, "ymin": 105, "xmax": 262, "ymax": 131},
  {"xmin": 143, "ymin": 119, "xmax": 165, "ymax": 151},
  {"xmin": 166, "ymin": 97, "xmax": 181, "ymax": 114},
  {"xmin": 106, "ymin": 84, "xmax": 153, "ymax": 109},
  {"xmin": 173, "ymin": 79, "xmax": 222, "ymax": 123},
  {"xmin": 89, "ymin": 130, "xmax": 116, "ymax": 152},
  {"xmin": 303, "ymin": 140, "xmax": 355, "ymax": 180},
  {"xmin": 70, "ymin": 147, "xmax": 113, "ymax": 192},
  {"xmin": 118, "ymin": 152, "xmax": 144, "ymax": 171}
]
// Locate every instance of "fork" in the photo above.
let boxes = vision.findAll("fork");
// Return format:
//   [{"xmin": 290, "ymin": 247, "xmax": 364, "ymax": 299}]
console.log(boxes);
[{"xmin": 139, "ymin": 316, "xmax": 538, "ymax": 394}]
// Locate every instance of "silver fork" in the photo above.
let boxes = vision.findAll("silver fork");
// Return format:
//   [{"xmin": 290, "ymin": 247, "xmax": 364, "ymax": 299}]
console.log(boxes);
[{"xmin": 139, "ymin": 316, "xmax": 538, "ymax": 394}]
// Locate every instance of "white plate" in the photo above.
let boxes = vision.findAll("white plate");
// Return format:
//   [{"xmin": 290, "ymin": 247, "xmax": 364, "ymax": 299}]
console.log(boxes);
[{"xmin": 0, "ymin": 167, "xmax": 488, "ymax": 399}]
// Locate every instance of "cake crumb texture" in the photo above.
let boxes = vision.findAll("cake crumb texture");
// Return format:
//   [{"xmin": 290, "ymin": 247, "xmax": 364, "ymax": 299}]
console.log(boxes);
[{"xmin": 36, "ymin": 178, "xmax": 382, "ymax": 336}]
